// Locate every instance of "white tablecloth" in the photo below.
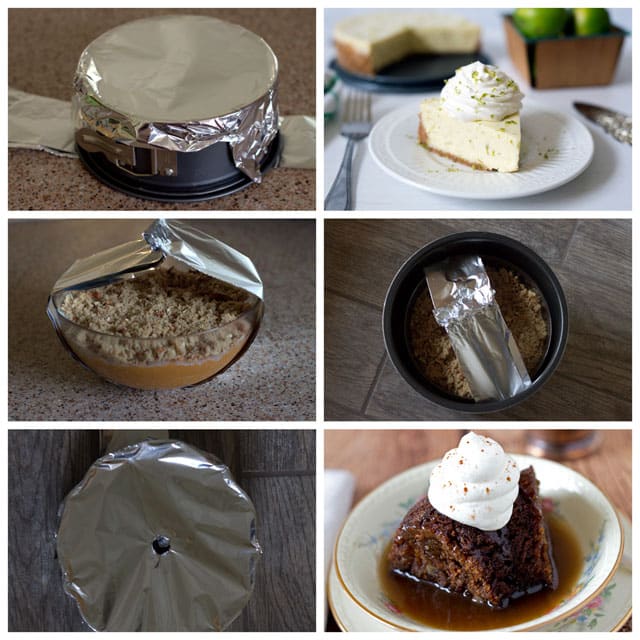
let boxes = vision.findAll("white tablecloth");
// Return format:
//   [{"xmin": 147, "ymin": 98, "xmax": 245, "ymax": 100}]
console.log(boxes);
[{"xmin": 324, "ymin": 8, "xmax": 632, "ymax": 211}]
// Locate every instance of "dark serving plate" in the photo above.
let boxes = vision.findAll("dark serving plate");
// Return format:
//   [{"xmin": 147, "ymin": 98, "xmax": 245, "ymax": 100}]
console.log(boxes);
[{"xmin": 330, "ymin": 52, "xmax": 491, "ymax": 93}]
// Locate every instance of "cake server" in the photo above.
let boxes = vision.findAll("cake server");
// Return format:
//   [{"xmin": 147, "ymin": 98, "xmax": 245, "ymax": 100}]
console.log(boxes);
[{"xmin": 573, "ymin": 102, "xmax": 632, "ymax": 145}]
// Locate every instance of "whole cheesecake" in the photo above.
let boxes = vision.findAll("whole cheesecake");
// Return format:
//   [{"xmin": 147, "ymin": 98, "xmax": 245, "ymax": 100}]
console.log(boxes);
[
  {"xmin": 334, "ymin": 12, "xmax": 481, "ymax": 76},
  {"xmin": 419, "ymin": 61, "xmax": 524, "ymax": 172}
]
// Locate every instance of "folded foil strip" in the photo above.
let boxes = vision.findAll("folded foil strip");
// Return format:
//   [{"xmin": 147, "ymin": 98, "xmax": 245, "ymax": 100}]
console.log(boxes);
[
  {"xmin": 51, "ymin": 219, "xmax": 263, "ymax": 299},
  {"xmin": 278, "ymin": 115, "xmax": 316, "ymax": 169},
  {"xmin": 425, "ymin": 256, "xmax": 531, "ymax": 401},
  {"xmin": 56, "ymin": 439, "xmax": 261, "ymax": 631},
  {"xmin": 8, "ymin": 88, "xmax": 76, "ymax": 156},
  {"xmin": 71, "ymin": 15, "xmax": 281, "ymax": 182},
  {"xmin": 101, "ymin": 429, "xmax": 169, "ymax": 453}
]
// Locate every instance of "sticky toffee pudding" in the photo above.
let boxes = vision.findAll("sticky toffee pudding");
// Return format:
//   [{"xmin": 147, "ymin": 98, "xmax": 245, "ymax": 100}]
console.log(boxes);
[
  {"xmin": 381, "ymin": 511, "xmax": 582, "ymax": 630},
  {"xmin": 381, "ymin": 433, "xmax": 583, "ymax": 630}
]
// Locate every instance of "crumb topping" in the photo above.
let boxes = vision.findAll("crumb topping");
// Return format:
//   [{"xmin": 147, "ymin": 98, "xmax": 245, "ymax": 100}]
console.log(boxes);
[
  {"xmin": 59, "ymin": 268, "xmax": 251, "ymax": 338},
  {"xmin": 56, "ymin": 269, "xmax": 256, "ymax": 366}
]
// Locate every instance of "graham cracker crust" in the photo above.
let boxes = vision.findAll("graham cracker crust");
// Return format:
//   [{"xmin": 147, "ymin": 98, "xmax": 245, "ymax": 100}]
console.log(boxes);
[{"xmin": 418, "ymin": 117, "xmax": 493, "ymax": 172}]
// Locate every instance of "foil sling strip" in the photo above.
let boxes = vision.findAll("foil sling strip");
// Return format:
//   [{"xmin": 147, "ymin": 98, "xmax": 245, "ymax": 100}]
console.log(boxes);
[{"xmin": 425, "ymin": 255, "xmax": 531, "ymax": 402}]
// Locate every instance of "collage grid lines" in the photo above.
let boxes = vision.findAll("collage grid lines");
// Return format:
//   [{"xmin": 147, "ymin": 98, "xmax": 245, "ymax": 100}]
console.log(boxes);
[{"xmin": 3, "ymin": 0, "xmax": 637, "ymax": 636}]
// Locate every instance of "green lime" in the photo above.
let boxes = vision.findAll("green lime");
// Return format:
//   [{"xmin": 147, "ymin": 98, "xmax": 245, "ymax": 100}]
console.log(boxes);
[
  {"xmin": 513, "ymin": 8, "xmax": 570, "ymax": 39},
  {"xmin": 573, "ymin": 8, "xmax": 610, "ymax": 36}
]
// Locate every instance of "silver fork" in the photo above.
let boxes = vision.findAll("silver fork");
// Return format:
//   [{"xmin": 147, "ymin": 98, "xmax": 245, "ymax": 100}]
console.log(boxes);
[{"xmin": 325, "ymin": 90, "xmax": 372, "ymax": 210}]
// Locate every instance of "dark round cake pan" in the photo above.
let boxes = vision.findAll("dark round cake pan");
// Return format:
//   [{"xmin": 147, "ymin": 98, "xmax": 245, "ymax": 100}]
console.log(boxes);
[
  {"xmin": 77, "ymin": 133, "xmax": 281, "ymax": 203},
  {"xmin": 382, "ymin": 232, "xmax": 568, "ymax": 413}
]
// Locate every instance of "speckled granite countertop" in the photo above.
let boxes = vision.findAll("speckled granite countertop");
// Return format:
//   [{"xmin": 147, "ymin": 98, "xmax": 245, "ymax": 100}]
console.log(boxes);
[
  {"xmin": 8, "ymin": 8, "xmax": 315, "ymax": 210},
  {"xmin": 8, "ymin": 219, "xmax": 316, "ymax": 420}
]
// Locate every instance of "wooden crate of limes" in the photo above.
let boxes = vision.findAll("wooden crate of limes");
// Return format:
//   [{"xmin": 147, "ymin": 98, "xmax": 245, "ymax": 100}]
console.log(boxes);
[{"xmin": 504, "ymin": 8, "xmax": 626, "ymax": 88}]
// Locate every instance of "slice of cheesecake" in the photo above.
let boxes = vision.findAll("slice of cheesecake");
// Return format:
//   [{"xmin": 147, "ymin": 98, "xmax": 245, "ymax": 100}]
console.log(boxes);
[
  {"xmin": 419, "ymin": 97, "xmax": 521, "ymax": 172},
  {"xmin": 334, "ymin": 12, "xmax": 481, "ymax": 76}
]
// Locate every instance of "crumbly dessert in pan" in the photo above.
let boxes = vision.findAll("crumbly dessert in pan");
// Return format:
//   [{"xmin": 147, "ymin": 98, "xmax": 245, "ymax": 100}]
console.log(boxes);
[
  {"xmin": 59, "ymin": 268, "xmax": 252, "ymax": 365},
  {"xmin": 409, "ymin": 265, "xmax": 548, "ymax": 398}
]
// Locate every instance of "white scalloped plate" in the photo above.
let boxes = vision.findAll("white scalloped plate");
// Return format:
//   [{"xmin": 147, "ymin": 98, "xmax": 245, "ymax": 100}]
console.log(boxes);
[{"xmin": 368, "ymin": 101, "xmax": 594, "ymax": 200}]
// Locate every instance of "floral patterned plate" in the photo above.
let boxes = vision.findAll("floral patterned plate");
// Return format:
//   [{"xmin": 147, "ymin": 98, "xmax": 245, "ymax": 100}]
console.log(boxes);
[
  {"xmin": 333, "ymin": 455, "xmax": 624, "ymax": 632},
  {"xmin": 329, "ymin": 511, "xmax": 631, "ymax": 632}
]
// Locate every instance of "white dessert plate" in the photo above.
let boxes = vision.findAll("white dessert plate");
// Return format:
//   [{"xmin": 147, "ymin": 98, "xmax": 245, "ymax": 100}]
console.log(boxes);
[
  {"xmin": 332, "ymin": 455, "xmax": 624, "ymax": 632},
  {"xmin": 368, "ymin": 102, "xmax": 594, "ymax": 200}
]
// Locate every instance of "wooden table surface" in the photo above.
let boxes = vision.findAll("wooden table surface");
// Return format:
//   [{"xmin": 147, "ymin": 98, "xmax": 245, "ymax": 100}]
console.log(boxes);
[
  {"xmin": 325, "ymin": 428, "xmax": 631, "ymax": 631},
  {"xmin": 325, "ymin": 219, "xmax": 632, "ymax": 421},
  {"xmin": 9, "ymin": 429, "xmax": 316, "ymax": 632}
]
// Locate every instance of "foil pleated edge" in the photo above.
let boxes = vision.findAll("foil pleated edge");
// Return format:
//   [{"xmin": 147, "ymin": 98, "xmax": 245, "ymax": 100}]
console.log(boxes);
[
  {"xmin": 72, "ymin": 80, "xmax": 279, "ymax": 182},
  {"xmin": 55, "ymin": 439, "xmax": 262, "ymax": 632}
]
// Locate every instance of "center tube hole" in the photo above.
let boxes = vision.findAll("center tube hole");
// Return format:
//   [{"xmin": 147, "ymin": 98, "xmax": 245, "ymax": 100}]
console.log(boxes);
[{"xmin": 152, "ymin": 535, "xmax": 171, "ymax": 555}]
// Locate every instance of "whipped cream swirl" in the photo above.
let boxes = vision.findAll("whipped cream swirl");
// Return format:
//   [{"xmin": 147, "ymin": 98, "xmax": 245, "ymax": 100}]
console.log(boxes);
[
  {"xmin": 441, "ymin": 61, "xmax": 523, "ymax": 122},
  {"xmin": 428, "ymin": 432, "xmax": 520, "ymax": 531}
]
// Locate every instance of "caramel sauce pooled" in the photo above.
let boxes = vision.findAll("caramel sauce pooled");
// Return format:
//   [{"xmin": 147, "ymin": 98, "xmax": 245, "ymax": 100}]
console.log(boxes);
[{"xmin": 379, "ymin": 513, "xmax": 583, "ymax": 631}]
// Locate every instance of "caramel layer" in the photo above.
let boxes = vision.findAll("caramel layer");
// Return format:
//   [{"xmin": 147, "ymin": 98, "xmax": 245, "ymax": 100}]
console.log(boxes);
[{"xmin": 72, "ymin": 340, "xmax": 247, "ymax": 390}]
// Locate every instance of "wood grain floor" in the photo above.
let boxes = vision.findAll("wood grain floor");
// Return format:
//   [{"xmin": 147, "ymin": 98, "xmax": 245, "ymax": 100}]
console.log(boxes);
[
  {"xmin": 325, "ymin": 219, "xmax": 632, "ymax": 421},
  {"xmin": 8, "ymin": 429, "xmax": 316, "ymax": 632}
]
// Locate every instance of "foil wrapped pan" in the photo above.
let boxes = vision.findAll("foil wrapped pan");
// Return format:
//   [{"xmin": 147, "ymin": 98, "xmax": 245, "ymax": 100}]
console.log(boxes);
[
  {"xmin": 9, "ymin": 92, "xmax": 315, "ymax": 170},
  {"xmin": 425, "ymin": 255, "xmax": 531, "ymax": 401},
  {"xmin": 56, "ymin": 439, "xmax": 261, "ymax": 631},
  {"xmin": 72, "ymin": 15, "xmax": 280, "ymax": 182},
  {"xmin": 51, "ymin": 219, "xmax": 264, "ymax": 299}
]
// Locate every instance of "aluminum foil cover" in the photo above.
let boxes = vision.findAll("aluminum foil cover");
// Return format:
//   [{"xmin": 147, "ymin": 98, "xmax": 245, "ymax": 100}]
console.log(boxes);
[
  {"xmin": 425, "ymin": 256, "xmax": 531, "ymax": 401},
  {"xmin": 51, "ymin": 219, "xmax": 263, "ymax": 300},
  {"xmin": 72, "ymin": 15, "xmax": 279, "ymax": 181},
  {"xmin": 9, "ymin": 94, "xmax": 315, "ymax": 168},
  {"xmin": 56, "ymin": 439, "xmax": 261, "ymax": 632}
]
